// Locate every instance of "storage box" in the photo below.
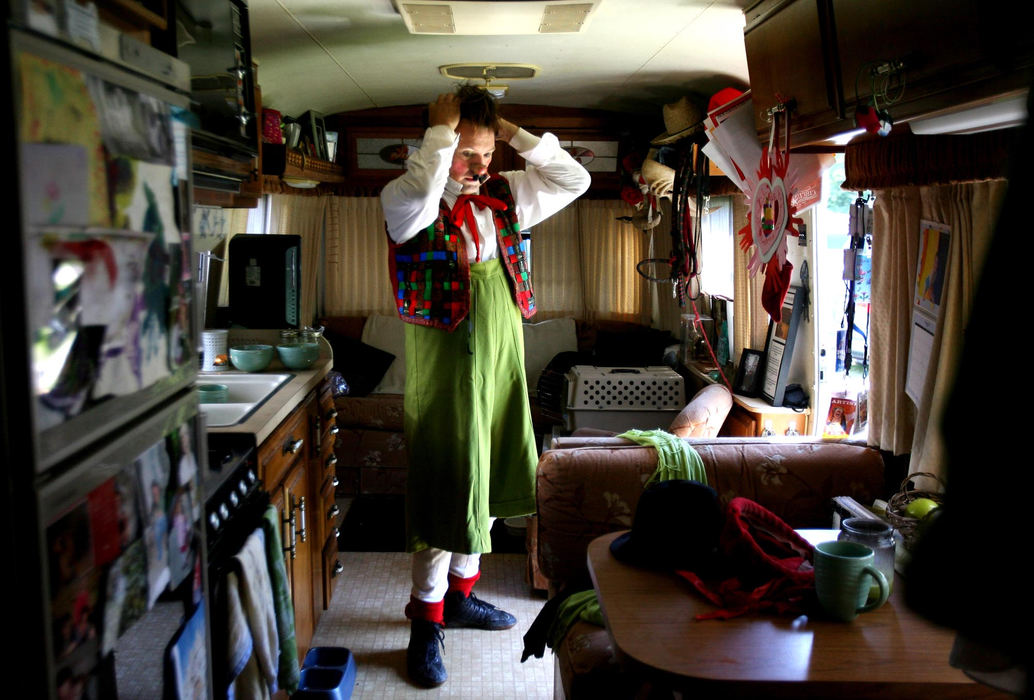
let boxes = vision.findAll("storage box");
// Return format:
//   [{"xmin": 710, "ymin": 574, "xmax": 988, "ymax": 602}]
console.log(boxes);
[{"xmin": 565, "ymin": 365, "xmax": 685, "ymax": 432}]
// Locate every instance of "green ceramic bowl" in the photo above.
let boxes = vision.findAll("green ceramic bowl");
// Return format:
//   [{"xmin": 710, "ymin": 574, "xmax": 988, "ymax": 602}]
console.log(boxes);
[
  {"xmin": 197, "ymin": 383, "xmax": 229, "ymax": 403},
  {"xmin": 229, "ymin": 344, "xmax": 274, "ymax": 372},
  {"xmin": 276, "ymin": 342, "xmax": 320, "ymax": 370}
]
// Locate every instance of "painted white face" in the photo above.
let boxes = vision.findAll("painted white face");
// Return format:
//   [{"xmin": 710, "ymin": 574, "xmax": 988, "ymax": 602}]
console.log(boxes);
[{"xmin": 449, "ymin": 121, "xmax": 495, "ymax": 194}]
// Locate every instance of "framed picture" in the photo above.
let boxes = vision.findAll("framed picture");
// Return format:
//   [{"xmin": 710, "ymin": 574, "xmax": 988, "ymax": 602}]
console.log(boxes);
[
  {"xmin": 733, "ymin": 349, "xmax": 765, "ymax": 397},
  {"xmin": 761, "ymin": 285, "xmax": 804, "ymax": 406}
]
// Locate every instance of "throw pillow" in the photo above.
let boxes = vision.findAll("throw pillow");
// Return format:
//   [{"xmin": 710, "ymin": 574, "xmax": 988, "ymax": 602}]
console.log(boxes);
[
  {"xmin": 522, "ymin": 318, "xmax": 578, "ymax": 396},
  {"xmin": 324, "ymin": 333, "xmax": 395, "ymax": 397},
  {"xmin": 361, "ymin": 314, "xmax": 407, "ymax": 394}
]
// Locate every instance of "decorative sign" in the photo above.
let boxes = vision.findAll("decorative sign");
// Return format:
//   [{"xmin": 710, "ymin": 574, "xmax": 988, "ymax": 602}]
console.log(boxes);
[
  {"xmin": 356, "ymin": 136, "xmax": 423, "ymax": 170},
  {"xmin": 560, "ymin": 140, "xmax": 617, "ymax": 172},
  {"xmin": 738, "ymin": 111, "xmax": 803, "ymax": 323}
]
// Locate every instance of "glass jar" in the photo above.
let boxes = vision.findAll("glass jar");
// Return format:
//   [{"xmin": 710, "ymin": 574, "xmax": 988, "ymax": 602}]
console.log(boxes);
[
  {"xmin": 279, "ymin": 329, "xmax": 300, "ymax": 346},
  {"xmin": 301, "ymin": 325, "xmax": 324, "ymax": 344},
  {"xmin": 838, "ymin": 517, "xmax": 896, "ymax": 603}
]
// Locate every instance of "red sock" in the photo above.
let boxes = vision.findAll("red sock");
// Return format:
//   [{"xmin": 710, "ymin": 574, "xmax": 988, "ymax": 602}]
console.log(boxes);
[
  {"xmin": 447, "ymin": 571, "xmax": 480, "ymax": 598},
  {"xmin": 405, "ymin": 596, "xmax": 444, "ymax": 624}
]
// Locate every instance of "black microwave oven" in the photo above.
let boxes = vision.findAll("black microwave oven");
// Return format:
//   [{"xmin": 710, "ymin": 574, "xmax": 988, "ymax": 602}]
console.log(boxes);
[{"xmin": 174, "ymin": 0, "xmax": 257, "ymax": 162}]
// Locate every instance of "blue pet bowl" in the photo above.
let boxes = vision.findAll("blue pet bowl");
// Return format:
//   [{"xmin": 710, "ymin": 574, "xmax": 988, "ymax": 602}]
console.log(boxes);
[
  {"xmin": 296, "ymin": 647, "xmax": 356, "ymax": 699},
  {"xmin": 293, "ymin": 667, "xmax": 351, "ymax": 700}
]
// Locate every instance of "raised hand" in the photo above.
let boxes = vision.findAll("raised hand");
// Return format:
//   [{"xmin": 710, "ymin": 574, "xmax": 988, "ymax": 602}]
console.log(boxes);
[
  {"xmin": 495, "ymin": 117, "xmax": 519, "ymax": 143},
  {"xmin": 429, "ymin": 93, "xmax": 462, "ymax": 131}
]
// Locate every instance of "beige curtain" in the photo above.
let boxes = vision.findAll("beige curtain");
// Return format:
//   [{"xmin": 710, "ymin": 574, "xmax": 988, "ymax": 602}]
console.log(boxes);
[
  {"xmin": 324, "ymin": 197, "xmax": 395, "ymax": 316},
  {"xmin": 869, "ymin": 181, "xmax": 1006, "ymax": 483},
  {"xmin": 732, "ymin": 194, "xmax": 767, "ymax": 362},
  {"xmin": 267, "ymin": 193, "xmax": 328, "ymax": 326},
  {"xmin": 545, "ymin": 199, "xmax": 649, "ymax": 324}
]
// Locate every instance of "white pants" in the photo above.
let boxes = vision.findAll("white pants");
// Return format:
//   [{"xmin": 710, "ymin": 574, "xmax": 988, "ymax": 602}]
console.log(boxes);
[{"xmin": 410, "ymin": 518, "xmax": 494, "ymax": 602}]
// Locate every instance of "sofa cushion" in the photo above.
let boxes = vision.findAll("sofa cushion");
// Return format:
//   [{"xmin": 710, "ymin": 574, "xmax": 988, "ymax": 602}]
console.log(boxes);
[
  {"xmin": 362, "ymin": 314, "xmax": 407, "ymax": 394},
  {"xmin": 522, "ymin": 317, "xmax": 578, "ymax": 396},
  {"xmin": 327, "ymin": 335, "xmax": 396, "ymax": 397},
  {"xmin": 334, "ymin": 393, "xmax": 405, "ymax": 431}
]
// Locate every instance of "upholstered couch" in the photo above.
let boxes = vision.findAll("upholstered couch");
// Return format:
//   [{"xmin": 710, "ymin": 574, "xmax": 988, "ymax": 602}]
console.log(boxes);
[
  {"xmin": 524, "ymin": 383, "xmax": 733, "ymax": 591},
  {"xmin": 533, "ymin": 435, "xmax": 887, "ymax": 699},
  {"xmin": 320, "ymin": 314, "xmax": 681, "ymax": 496}
]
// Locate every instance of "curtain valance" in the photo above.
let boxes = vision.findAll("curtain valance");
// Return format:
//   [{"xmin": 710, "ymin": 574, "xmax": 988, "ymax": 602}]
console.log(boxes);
[{"xmin": 843, "ymin": 125, "xmax": 1020, "ymax": 190}]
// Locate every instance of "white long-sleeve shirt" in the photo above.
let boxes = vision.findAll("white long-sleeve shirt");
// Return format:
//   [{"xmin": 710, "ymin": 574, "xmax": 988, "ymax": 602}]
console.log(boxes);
[{"xmin": 381, "ymin": 124, "xmax": 591, "ymax": 262}]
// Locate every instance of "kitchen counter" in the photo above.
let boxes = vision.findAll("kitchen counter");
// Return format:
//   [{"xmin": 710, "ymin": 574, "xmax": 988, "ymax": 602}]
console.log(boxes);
[{"xmin": 202, "ymin": 331, "xmax": 334, "ymax": 446}]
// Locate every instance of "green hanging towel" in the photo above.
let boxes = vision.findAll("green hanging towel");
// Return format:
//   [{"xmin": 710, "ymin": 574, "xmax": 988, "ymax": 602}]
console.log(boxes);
[
  {"xmin": 262, "ymin": 505, "xmax": 300, "ymax": 694},
  {"xmin": 617, "ymin": 428, "xmax": 708, "ymax": 485}
]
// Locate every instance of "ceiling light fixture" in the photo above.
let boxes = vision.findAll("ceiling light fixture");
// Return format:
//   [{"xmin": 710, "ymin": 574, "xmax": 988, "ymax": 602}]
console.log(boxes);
[
  {"xmin": 440, "ymin": 63, "xmax": 537, "ymax": 98},
  {"xmin": 395, "ymin": 1, "xmax": 599, "ymax": 35}
]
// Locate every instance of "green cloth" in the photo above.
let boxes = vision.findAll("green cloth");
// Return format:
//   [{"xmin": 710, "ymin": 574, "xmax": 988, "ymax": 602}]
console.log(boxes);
[
  {"xmin": 547, "ymin": 589, "xmax": 604, "ymax": 649},
  {"xmin": 617, "ymin": 428, "xmax": 708, "ymax": 486},
  {"xmin": 404, "ymin": 258, "xmax": 539, "ymax": 554},
  {"xmin": 261, "ymin": 505, "xmax": 299, "ymax": 694}
]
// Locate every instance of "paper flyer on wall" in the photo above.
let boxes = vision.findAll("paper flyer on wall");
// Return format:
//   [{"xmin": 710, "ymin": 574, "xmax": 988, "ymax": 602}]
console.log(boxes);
[{"xmin": 906, "ymin": 220, "xmax": 951, "ymax": 404}]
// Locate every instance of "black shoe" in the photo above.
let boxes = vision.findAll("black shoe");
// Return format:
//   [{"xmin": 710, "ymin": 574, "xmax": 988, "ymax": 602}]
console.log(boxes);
[
  {"xmin": 407, "ymin": 619, "xmax": 447, "ymax": 687},
  {"xmin": 444, "ymin": 591, "xmax": 517, "ymax": 630}
]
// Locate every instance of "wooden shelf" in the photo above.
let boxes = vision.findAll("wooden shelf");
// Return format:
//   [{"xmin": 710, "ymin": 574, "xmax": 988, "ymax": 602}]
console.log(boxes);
[{"xmin": 284, "ymin": 149, "xmax": 345, "ymax": 183}]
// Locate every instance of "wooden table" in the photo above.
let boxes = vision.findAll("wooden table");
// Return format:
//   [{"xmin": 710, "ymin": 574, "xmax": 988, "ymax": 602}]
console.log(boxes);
[{"xmin": 588, "ymin": 531, "xmax": 1002, "ymax": 698}]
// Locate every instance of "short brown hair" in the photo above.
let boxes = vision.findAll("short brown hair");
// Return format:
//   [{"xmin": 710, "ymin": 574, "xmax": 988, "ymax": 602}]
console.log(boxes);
[{"xmin": 456, "ymin": 84, "xmax": 498, "ymax": 128}]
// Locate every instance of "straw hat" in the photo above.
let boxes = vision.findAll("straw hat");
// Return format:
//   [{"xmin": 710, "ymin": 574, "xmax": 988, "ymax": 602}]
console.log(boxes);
[
  {"xmin": 651, "ymin": 95, "xmax": 705, "ymax": 145},
  {"xmin": 641, "ymin": 155, "xmax": 675, "ymax": 199}
]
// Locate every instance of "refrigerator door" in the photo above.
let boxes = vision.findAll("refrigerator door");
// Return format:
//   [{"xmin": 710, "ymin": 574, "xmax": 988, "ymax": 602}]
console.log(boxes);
[
  {"xmin": 11, "ymin": 29, "xmax": 197, "ymax": 472},
  {"xmin": 39, "ymin": 390, "xmax": 210, "ymax": 699}
]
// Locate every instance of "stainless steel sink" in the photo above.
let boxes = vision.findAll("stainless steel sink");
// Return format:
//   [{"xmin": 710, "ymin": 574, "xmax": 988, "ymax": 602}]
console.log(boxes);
[{"xmin": 196, "ymin": 373, "xmax": 292, "ymax": 426}]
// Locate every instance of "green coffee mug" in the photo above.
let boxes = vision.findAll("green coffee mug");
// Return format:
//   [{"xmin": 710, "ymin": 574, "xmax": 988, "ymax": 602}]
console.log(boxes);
[{"xmin": 814, "ymin": 540, "xmax": 889, "ymax": 622}]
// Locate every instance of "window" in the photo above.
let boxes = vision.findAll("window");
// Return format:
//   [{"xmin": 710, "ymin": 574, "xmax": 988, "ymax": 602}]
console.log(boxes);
[{"xmin": 812, "ymin": 155, "xmax": 871, "ymax": 438}]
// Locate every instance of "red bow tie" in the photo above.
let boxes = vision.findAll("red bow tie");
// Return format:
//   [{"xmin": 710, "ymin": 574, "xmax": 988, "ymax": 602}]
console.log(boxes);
[{"xmin": 449, "ymin": 193, "xmax": 508, "ymax": 262}]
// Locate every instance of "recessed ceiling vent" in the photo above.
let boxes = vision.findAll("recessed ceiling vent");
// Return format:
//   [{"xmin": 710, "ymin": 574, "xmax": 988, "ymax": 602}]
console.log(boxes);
[{"xmin": 395, "ymin": 1, "xmax": 599, "ymax": 35}]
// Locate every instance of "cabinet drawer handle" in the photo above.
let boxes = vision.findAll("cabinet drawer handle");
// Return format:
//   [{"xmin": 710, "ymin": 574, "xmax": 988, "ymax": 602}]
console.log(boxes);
[
  {"xmin": 326, "ymin": 454, "xmax": 338, "ymax": 469},
  {"xmin": 332, "ymin": 476, "xmax": 339, "ymax": 488},
  {"xmin": 329, "ymin": 425, "xmax": 340, "ymax": 436},
  {"xmin": 326, "ymin": 409, "xmax": 338, "ymax": 421},
  {"xmin": 334, "ymin": 526, "xmax": 340, "ymax": 538},
  {"xmin": 285, "ymin": 438, "xmax": 304, "ymax": 455},
  {"xmin": 283, "ymin": 508, "xmax": 296, "ymax": 560},
  {"xmin": 297, "ymin": 496, "xmax": 307, "ymax": 543},
  {"xmin": 332, "ymin": 561, "xmax": 344, "ymax": 577},
  {"xmin": 328, "ymin": 504, "xmax": 340, "ymax": 520}
]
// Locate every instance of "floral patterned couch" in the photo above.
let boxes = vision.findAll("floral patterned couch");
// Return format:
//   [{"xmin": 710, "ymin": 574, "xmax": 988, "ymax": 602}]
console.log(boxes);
[{"xmin": 533, "ymin": 436, "xmax": 887, "ymax": 699}]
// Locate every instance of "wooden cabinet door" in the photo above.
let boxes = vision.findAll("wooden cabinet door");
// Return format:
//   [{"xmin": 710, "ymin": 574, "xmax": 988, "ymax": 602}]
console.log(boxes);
[
  {"xmin": 281, "ymin": 461, "xmax": 314, "ymax": 661},
  {"xmin": 744, "ymin": 0, "xmax": 842, "ymax": 144},
  {"xmin": 719, "ymin": 403, "xmax": 759, "ymax": 437}
]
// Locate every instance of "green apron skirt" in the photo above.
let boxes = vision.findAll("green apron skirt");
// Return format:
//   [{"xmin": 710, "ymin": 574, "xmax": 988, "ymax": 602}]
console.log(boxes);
[{"xmin": 404, "ymin": 258, "xmax": 538, "ymax": 554}]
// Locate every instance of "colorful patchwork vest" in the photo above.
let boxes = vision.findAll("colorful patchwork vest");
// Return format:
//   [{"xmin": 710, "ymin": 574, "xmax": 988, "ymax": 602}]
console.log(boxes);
[{"xmin": 387, "ymin": 175, "xmax": 536, "ymax": 331}]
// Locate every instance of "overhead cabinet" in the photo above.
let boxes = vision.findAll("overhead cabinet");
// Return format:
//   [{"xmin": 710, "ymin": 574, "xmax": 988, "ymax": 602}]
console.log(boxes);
[{"xmin": 744, "ymin": 0, "xmax": 1034, "ymax": 146}]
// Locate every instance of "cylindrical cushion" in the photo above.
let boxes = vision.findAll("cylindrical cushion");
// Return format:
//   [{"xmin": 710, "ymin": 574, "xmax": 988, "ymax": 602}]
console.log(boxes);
[{"xmin": 668, "ymin": 384, "xmax": 733, "ymax": 437}]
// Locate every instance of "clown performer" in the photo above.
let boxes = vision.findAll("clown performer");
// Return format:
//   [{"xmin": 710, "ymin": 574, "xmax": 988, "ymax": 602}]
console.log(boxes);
[{"xmin": 380, "ymin": 85, "xmax": 590, "ymax": 687}]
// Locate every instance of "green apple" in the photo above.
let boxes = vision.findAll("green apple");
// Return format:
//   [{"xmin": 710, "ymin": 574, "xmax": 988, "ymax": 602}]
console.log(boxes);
[{"xmin": 905, "ymin": 497, "xmax": 940, "ymax": 520}]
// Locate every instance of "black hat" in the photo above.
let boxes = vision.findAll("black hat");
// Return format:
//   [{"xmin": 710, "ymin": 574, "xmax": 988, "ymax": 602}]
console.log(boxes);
[{"xmin": 610, "ymin": 479, "xmax": 723, "ymax": 572}]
